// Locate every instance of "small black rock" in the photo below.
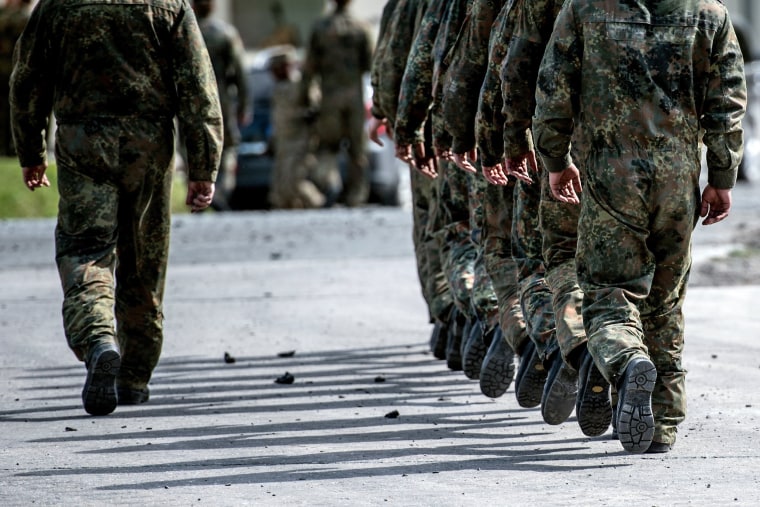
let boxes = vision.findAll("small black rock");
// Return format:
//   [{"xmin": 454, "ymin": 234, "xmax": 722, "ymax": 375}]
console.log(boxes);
[
  {"xmin": 224, "ymin": 352, "xmax": 236, "ymax": 364},
  {"xmin": 384, "ymin": 410, "xmax": 400, "ymax": 419},
  {"xmin": 275, "ymin": 372, "xmax": 295, "ymax": 384}
]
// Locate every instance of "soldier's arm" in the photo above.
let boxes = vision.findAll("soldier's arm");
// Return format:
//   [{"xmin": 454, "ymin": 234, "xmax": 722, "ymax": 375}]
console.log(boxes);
[
  {"xmin": 701, "ymin": 12, "xmax": 747, "ymax": 190},
  {"xmin": 475, "ymin": 3, "xmax": 512, "ymax": 169},
  {"xmin": 441, "ymin": 0, "xmax": 498, "ymax": 155},
  {"xmin": 394, "ymin": 0, "xmax": 446, "ymax": 147},
  {"xmin": 532, "ymin": 0, "xmax": 581, "ymax": 174},
  {"xmin": 172, "ymin": 4, "xmax": 223, "ymax": 184},
  {"xmin": 9, "ymin": 3, "xmax": 55, "ymax": 169},
  {"xmin": 229, "ymin": 28, "xmax": 251, "ymax": 125},
  {"xmin": 502, "ymin": 0, "xmax": 558, "ymax": 160}
]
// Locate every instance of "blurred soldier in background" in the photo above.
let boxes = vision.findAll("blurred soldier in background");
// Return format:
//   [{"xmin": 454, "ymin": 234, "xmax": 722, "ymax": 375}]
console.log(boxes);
[
  {"xmin": 301, "ymin": 0, "xmax": 373, "ymax": 207},
  {"xmin": 0, "ymin": 0, "xmax": 33, "ymax": 157},
  {"xmin": 268, "ymin": 47, "xmax": 327, "ymax": 209},
  {"xmin": 261, "ymin": 1, "xmax": 302, "ymax": 49},
  {"xmin": 193, "ymin": 0, "xmax": 251, "ymax": 211}
]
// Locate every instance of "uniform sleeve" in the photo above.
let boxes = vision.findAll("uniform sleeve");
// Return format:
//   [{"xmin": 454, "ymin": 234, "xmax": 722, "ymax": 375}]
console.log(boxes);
[
  {"xmin": 9, "ymin": 3, "xmax": 54, "ymax": 168},
  {"xmin": 173, "ymin": 7, "xmax": 224, "ymax": 182},
  {"xmin": 369, "ymin": 0, "xmax": 398, "ymax": 120},
  {"xmin": 532, "ymin": 0, "xmax": 581, "ymax": 173},
  {"xmin": 475, "ymin": 2, "xmax": 512, "ymax": 167},
  {"xmin": 701, "ymin": 13, "xmax": 747, "ymax": 189},
  {"xmin": 394, "ymin": 0, "xmax": 445, "ymax": 146},
  {"xmin": 501, "ymin": 0, "xmax": 554, "ymax": 159},
  {"xmin": 441, "ymin": 0, "xmax": 497, "ymax": 155},
  {"xmin": 229, "ymin": 28, "xmax": 250, "ymax": 121}
]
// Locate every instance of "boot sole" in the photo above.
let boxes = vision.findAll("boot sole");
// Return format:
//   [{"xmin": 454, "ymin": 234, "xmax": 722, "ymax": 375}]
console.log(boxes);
[
  {"xmin": 462, "ymin": 325, "xmax": 488, "ymax": 380},
  {"xmin": 479, "ymin": 337, "xmax": 516, "ymax": 398},
  {"xmin": 576, "ymin": 358, "xmax": 612, "ymax": 437},
  {"xmin": 82, "ymin": 349, "xmax": 120, "ymax": 416},
  {"xmin": 617, "ymin": 359, "xmax": 656, "ymax": 453},
  {"xmin": 541, "ymin": 361, "xmax": 578, "ymax": 425},
  {"xmin": 515, "ymin": 344, "xmax": 546, "ymax": 408}
]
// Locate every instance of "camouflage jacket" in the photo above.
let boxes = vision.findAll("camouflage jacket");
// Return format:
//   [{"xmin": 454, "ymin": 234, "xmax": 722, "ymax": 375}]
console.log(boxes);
[
  {"xmin": 370, "ymin": 0, "xmax": 430, "ymax": 124},
  {"xmin": 500, "ymin": 0, "xmax": 562, "ymax": 159},
  {"xmin": 197, "ymin": 16, "xmax": 250, "ymax": 148},
  {"xmin": 441, "ymin": 0, "xmax": 505, "ymax": 154},
  {"xmin": 10, "ymin": 0, "xmax": 223, "ymax": 182},
  {"xmin": 394, "ymin": 0, "xmax": 449, "ymax": 146},
  {"xmin": 429, "ymin": 0, "xmax": 470, "ymax": 150},
  {"xmin": 475, "ymin": 0, "xmax": 517, "ymax": 167},
  {"xmin": 301, "ymin": 5, "xmax": 373, "ymax": 99},
  {"xmin": 533, "ymin": 0, "xmax": 746, "ymax": 189}
]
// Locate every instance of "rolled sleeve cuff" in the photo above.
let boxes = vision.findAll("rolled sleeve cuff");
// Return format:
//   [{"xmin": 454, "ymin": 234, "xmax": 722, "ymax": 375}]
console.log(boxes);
[{"xmin": 539, "ymin": 152, "xmax": 573, "ymax": 173}]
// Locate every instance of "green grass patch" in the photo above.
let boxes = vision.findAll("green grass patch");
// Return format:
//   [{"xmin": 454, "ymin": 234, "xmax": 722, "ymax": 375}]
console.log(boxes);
[
  {"xmin": 0, "ymin": 157, "xmax": 191, "ymax": 219},
  {"xmin": 728, "ymin": 247, "xmax": 760, "ymax": 259}
]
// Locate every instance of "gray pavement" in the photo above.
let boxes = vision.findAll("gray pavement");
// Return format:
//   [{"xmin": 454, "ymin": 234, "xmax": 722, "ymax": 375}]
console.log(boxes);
[{"xmin": 2, "ymin": 187, "xmax": 760, "ymax": 506}]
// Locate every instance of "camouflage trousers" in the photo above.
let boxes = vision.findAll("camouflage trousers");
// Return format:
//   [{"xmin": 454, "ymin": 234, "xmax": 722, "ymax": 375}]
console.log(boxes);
[
  {"xmin": 468, "ymin": 167, "xmax": 500, "ymax": 332},
  {"xmin": 316, "ymin": 92, "xmax": 369, "ymax": 207},
  {"xmin": 513, "ymin": 177, "xmax": 556, "ymax": 360},
  {"xmin": 578, "ymin": 143, "xmax": 698, "ymax": 445},
  {"xmin": 437, "ymin": 159, "xmax": 475, "ymax": 318},
  {"xmin": 539, "ymin": 161, "xmax": 586, "ymax": 367},
  {"xmin": 410, "ymin": 165, "xmax": 452, "ymax": 323},
  {"xmin": 54, "ymin": 120, "xmax": 174, "ymax": 388},
  {"xmin": 482, "ymin": 181, "xmax": 527, "ymax": 354}
]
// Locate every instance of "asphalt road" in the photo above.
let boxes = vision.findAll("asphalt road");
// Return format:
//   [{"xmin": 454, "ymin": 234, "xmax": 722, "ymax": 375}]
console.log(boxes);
[{"xmin": 1, "ymin": 183, "xmax": 760, "ymax": 506}]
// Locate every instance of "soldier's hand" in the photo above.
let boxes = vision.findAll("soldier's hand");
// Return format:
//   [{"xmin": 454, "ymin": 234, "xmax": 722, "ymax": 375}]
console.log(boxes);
[
  {"xmin": 482, "ymin": 163, "xmax": 509, "ymax": 186},
  {"xmin": 187, "ymin": 180, "xmax": 215, "ymax": 213},
  {"xmin": 453, "ymin": 149, "xmax": 478, "ymax": 174},
  {"xmin": 434, "ymin": 146, "xmax": 454, "ymax": 163},
  {"xmin": 700, "ymin": 184, "xmax": 731, "ymax": 225},
  {"xmin": 414, "ymin": 143, "xmax": 438, "ymax": 179},
  {"xmin": 22, "ymin": 164, "xmax": 50, "ymax": 192},
  {"xmin": 368, "ymin": 117, "xmax": 387, "ymax": 147},
  {"xmin": 504, "ymin": 152, "xmax": 538, "ymax": 184},
  {"xmin": 549, "ymin": 165, "xmax": 582, "ymax": 204}
]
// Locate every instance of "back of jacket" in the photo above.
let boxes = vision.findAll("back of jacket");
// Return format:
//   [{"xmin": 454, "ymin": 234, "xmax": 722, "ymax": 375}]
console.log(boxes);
[
  {"xmin": 534, "ymin": 0, "xmax": 746, "ymax": 187},
  {"xmin": 10, "ymin": 0, "xmax": 222, "ymax": 179}
]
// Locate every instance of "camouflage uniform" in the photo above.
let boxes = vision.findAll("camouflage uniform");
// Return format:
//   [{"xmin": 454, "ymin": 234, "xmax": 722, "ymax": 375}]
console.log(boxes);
[
  {"xmin": 440, "ymin": 0, "xmax": 504, "ymax": 336},
  {"xmin": 394, "ymin": 0, "xmax": 454, "ymax": 328},
  {"xmin": 196, "ymin": 12, "xmax": 250, "ymax": 211},
  {"xmin": 438, "ymin": 0, "xmax": 510, "ymax": 382},
  {"xmin": 302, "ymin": 3, "xmax": 373, "ymax": 207},
  {"xmin": 370, "ymin": 0, "xmax": 445, "ymax": 322},
  {"xmin": 501, "ymin": 0, "xmax": 584, "ymax": 365},
  {"xmin": 533, "ymin": 0, "xmax": 746, "ymax": 446},
  {"xmin": 474, "ymin": 1, "xmax": 529, "ymax": 356},
  {"xmin": 0, "ymin": 1, "xmax": 32, "ymax": 157},
  {"xmin": 397, "ymin": 0, "xmax": 474, "ymax": 324},
  {"xmin": 10, "ymin": 0, "xmax": 223, "ymax": 390}
]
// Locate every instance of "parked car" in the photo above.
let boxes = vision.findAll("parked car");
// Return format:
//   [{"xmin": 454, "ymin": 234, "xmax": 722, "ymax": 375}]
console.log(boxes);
[{"xmin": 229, "ymin": 47, "xmax": 403, "ymax": 210}]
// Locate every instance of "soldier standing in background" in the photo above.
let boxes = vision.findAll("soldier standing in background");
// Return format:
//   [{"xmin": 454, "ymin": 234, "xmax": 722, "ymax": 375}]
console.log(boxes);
[
  {"xmin": 11, "ymin": 0, "xmax": 223, "ymax": 415},
  {"xmin": 268, "ymin": 48, "xmax": 326, "ymax": 209},
  {"xmin": 261, "ymin": 1, "xmax": 302, "ymax": 49},
  {"xmin": 0, "ymin": 0, "xmax": 32, "ymax": 157},
  {"xmin": 301, "ymin": 0, "xmax": 373, "ymax": 207},
  {"xmin": 533, "ymin": 0, "xmax": 746, "ymax": 453},
  {"xmin": 192, "ymin": 0, "xmax": 251, "ymax": 211}
]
